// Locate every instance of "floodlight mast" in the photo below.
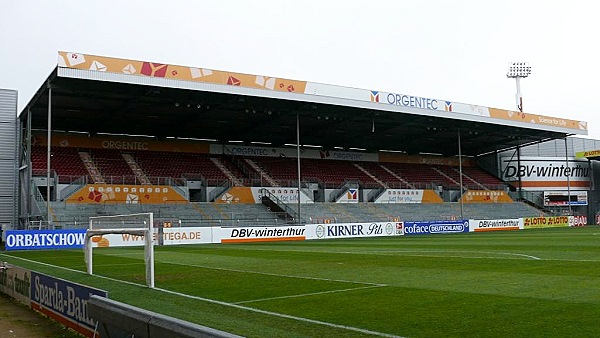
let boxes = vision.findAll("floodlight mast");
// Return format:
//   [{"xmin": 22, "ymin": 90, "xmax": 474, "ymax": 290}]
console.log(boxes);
[{"xmin": 506, "ymin": 62, "xmax": 531, "ymax": 112}]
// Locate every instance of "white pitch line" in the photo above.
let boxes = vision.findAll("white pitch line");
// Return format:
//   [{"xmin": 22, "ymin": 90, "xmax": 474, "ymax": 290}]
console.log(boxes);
[
  {"xmin": 0, "ymin": 254, "xmax": 402, "ymax": 338},
  {"xmin": 234, "ymin": 285, "xmax": 384, "ymax": 305},
  {"xmin": 226, "ymin": 247, "xmax": 544, "ymax": 260},
  {"xmin": 156, "ymin": 286, "xmax": 402, "ymax": 338},
  {"xmin": 383, "ymin": 250, "xmax": 542, "ymax": 261},
  {"xmin": 158, "ymin": 259, "xmax": 387, "ymax": 287}
]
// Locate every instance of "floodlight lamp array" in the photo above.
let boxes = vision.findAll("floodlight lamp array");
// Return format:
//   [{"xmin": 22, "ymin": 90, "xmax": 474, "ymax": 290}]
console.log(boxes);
[{"xmin": 507, "ymin": 62, "xmax": 531, "ymax": 78}]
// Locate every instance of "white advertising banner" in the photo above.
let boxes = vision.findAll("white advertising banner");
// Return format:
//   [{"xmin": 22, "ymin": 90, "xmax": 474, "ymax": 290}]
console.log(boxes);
[
  {"xmin": 568, "ymin": 215, "xmax": 587, "ymax": 227},
  {"xmin": 305, "ymin": 222, "xmax": 403, "ymax": 240},
  {"xmin": 500, "ymin": 157, "xmax": 590, "ymax": 190},
  {"xmin": 90, "ymin": 227, "xmax": 213, "ymax": 247},
  {"xmin": 0, "ymin": 264, "xmax": 31, "ymax": 306},
  {"xmin": 216, "ymin": 226, "xmax": 306, "ymax": 243},
  {"xmin": 469, "ymin": 219, "xmax": 523, "ymax": 232},
  {"xmin": 375, "ymin": 189, "xmax": 424, "ymax": 203}
]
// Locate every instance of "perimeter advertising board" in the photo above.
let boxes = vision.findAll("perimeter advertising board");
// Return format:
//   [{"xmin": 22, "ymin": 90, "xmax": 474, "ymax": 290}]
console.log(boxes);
[
  {"xmin": 569, "ymin": 215, "xmax": 587, "ymax": 226},
  {"xmin": 5, "ymin": 229, "xmax": 87, "ymax": 251},
  {"xmin": 0, "ymin": 264, "xmax": 31, "ymax": 305},
  {"xmin": 305, "ymin": 222, "xmax": 402, "ymax": 240},
  {"xmin": 469, "ymin": 219, "xmax": 523, "ymax": 232},
  {"xmin": 30, "ymin": 271, "xmax": 107, "ymax": 338},
  {"xmin": 523, "ymin": 216, "xmax": 570, "ymax": 228},
  {"xmin": 403, "ymin": 220, "xmax": 469, "ymax": 235},
  {"xmin": 216, "ymin": 226, "xmax": 306, "ymax": 243},
  {"xmin": 500, "ymin": 157, "xmax": 590, "ymax": 191},
  {"xmin": 89, "ymin": 227, "xmax": 213, "ymax": 247}
]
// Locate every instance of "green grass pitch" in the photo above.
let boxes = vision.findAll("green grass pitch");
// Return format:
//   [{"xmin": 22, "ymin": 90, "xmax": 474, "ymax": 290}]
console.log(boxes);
[{"xmin": 2, "ymin": 226, "xmax": 600, "ymax": 337}]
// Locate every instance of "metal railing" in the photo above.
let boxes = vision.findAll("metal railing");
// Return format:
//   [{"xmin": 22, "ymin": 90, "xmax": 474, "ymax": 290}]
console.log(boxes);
[
  {"xmin": 59, "ymin": 175, "xmax": 87, "ymax": 200},
  {"xmin": 259, "ymin": 188, "xmax": 302, "ymax": 223}
]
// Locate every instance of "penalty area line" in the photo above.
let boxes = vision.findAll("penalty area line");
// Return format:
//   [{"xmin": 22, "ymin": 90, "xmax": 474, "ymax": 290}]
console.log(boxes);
[
  {"xmin": 156, "ymin": 286, "xmax": 402, "ymax": 338},
  {"xmin": 158, "ymin": 258, "xmax": 386, "ymax": 287},
  {"xmin": 234, "ymin": 285, "xmax": 385, "ymax": 305}
]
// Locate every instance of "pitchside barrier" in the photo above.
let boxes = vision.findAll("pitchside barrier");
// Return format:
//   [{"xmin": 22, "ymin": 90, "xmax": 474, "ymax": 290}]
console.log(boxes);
[
  {"xmin": 3, "ymin": 215, "xmax": 590, "ymax": 251},
  {"xmin": 0, "ymin": 262, "xmax": 242, "ymax": 338},
  {"xmin": 0, "ymin": 262, "xmax": 108, "ymax": 337},
  {"xmin": 88, "ymin": 295, "xmax": 242, "ymax": 338}
]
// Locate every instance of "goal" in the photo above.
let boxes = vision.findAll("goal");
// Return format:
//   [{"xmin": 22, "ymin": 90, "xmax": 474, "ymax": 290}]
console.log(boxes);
[{"xmin": 85, "ymin": 212, "xmax": 155, "ymax": 288}]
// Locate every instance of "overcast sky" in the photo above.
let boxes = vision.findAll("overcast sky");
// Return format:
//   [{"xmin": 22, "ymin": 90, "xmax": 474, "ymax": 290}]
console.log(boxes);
[{"xmin": 1, "ymin": 0, "xmax": 598, "ymax": 139}]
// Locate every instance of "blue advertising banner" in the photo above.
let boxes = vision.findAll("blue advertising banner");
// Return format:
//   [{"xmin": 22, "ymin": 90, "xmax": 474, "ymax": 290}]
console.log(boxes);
[
  {"xmin": 403, "ymin": 220, "xmax": 469, "ymax": 235},
  {"xmin": 5, "ymin": 229, "xmax": 87, "ymax": 251},
  {"xmin": 30, "ymin": 271, "xmax": 108, "ymax": 336}
]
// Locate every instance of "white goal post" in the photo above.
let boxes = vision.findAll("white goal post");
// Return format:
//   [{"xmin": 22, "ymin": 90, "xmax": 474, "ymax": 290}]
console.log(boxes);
[{"xmin": 85, "ymin": 212, "xmax": 155, "ymax": 288}]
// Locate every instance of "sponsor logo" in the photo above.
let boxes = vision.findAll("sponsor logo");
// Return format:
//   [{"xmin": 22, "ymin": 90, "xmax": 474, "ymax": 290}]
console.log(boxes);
[
  {"xmin": 403, "ymin": 221, "xmax": 468, "ymax": 235},
  {"xmin": 0, "ymin": 266, "xmax": 30, "ymax": 301},
  {"xmin": 316, "ymin": 225, "xmax": 325, "ymax": 238},
  {"xmin": 477, "ymin": 220, "xmax": 520, "ymax": 228},
  {"xmin": 395, "ymin": 222, "xmax": 403, "ymax": 235},
  {"xmin": 347, "ymin": 189, "xmax": 358, "ymax": 200},
  {"xmin": 229, "ymin": 227, "xmax": 305, "ymax": 238},
  {"xmin": 101, "ymin": 140, "xmax": 148, "ymax": 150},
  {"xmin": 370, "ymin": 91, "xmax": 380, "ymax": 102},
  {"xmin": 503, "ymin": 163, "xmax": 589, "ymax": 179},
  {"xmin": 386, "ymin": 93, "xmax": 438, "ymax": 110},
  {"xmin": 31, "ymin": 272, "xmax": 107, "ymax": 333},
  {"xmin": 524, "ymin": 216, "xmax": 569, "ymax": 227},
  {"xmin": 569, "ymin": 215, "xmax": 587, "ymax": 227},
  {"xmin": 5, "ymin": 230, "xmax": 87, "ymax": 250},
  {"xmin": 385, "ymin": 223, "xmax": 394, "ymax": 235},
  {"xmin": 444, "ymin": 101, "xmax": 452, "ymax": 112}
]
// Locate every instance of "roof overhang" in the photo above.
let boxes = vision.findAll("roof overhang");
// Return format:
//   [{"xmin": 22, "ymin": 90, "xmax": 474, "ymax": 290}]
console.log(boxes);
[{"xmin": 20, "ymin": 55, "xmax": 587, "ymax": 157}]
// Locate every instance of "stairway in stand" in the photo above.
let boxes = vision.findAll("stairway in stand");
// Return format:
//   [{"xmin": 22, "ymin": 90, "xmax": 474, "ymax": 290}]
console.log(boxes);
[
  {"xmin": 122, "ymin": 153, "xmax": 151, "ymax": 185},
  {"xmin": 354, "ymin": 163, "xmax": 388, "ymax": 188},
  {"xmin": 78, "ymin": 151, "xmax": 105, "ymax": 183},
  {"xmin": 211, "ymin": 158, "xmax": 244, "ymax": 186},
  {"xmin": 245, "ymin": 159, "xmax": 279, "ymax": 187}
]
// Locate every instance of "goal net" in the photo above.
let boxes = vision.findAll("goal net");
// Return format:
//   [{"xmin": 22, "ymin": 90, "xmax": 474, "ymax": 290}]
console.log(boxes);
[{"xmin": 85, "ymin": 212, "xmax": 155, "ymax": 288}]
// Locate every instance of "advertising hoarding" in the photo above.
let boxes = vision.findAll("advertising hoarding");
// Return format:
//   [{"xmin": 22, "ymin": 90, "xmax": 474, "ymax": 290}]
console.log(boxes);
[
  {"xmin": 469, "ymin": 219, "xmax": 523, "ymax": 232},
  {"xmin": 0, "ymin": 264, "xmax": 31, "ymax": 305},
  {"xmin": 305, "ymin": 222, "xmax": 402, "ymax": 240},
  {"xmin": 216, "ymin": 226, "xmax": 306, "ymax": 243},
  {"xmin": 500, "ymin": 157, "xmax": 590, "ymax": 191},
  {"xmin": 5, "ymin": 229, "xmax": 87, "ymax": 251},
  {"xmin": 403, "ymin": 220, "xmax": 469, "ymax": 235},
  {"xmin": 30, "ymin": 271, "xmax": 108, "ymax": 337}
]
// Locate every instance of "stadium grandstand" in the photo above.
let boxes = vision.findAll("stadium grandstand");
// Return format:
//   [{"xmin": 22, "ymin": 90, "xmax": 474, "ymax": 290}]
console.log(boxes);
[{"xmin": 5, "ymin": 51, "xmax": 600, "ymax": 231}]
